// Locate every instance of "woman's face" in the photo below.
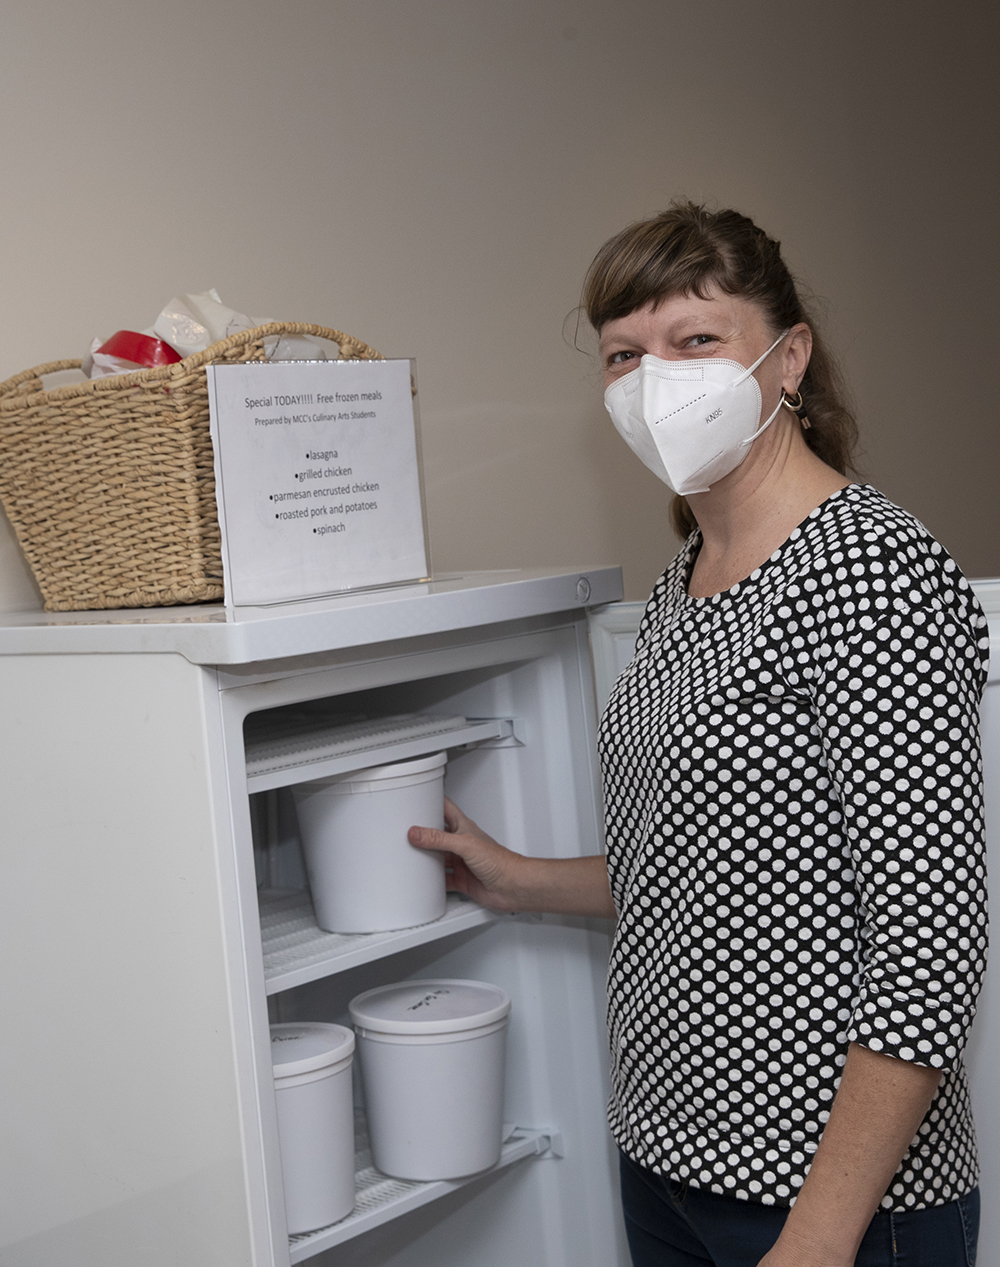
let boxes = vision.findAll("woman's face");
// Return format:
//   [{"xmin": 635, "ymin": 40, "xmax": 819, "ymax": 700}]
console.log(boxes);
[{"xmin": 598, "ymin": 287, "xmax": 811, "ymax": 405}]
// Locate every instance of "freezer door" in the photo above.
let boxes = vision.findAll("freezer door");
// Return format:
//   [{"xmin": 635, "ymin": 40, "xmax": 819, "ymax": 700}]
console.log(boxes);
[
  {"xmin": 966, "ymin": 676, "xmax": 1000, "ymax": 1263},
  {"xmin": 587, "ymin": 602, "xmax": 644, "ymax": 718}
]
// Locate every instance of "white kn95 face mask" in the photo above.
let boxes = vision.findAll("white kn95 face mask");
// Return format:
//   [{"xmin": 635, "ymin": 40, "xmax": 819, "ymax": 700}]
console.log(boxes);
[{"xmin": 603, "ymin": 330, "xmax": 789, "ymax": 495}]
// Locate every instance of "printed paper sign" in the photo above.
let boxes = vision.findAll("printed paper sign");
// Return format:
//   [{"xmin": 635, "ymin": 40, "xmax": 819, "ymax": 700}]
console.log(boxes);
[{"xmin": 207, "ymin": 359, "xmax": 428, "ymax": 606}]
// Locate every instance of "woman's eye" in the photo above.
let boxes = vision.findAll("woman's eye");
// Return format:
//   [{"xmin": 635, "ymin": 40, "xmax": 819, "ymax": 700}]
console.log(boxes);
[
  {"xmin": 686, "ymin": 334, "xmax": 716, "ymax": 348},
  {"xmin": 607, "ymin": 350, "xmax": 637, "ymax": 366}
]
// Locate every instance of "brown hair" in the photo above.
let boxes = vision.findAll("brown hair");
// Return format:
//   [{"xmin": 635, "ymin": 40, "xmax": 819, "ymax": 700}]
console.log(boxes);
[{"xmin": 583, "ymin": 201, "xmax": 859, "ymax": 537}]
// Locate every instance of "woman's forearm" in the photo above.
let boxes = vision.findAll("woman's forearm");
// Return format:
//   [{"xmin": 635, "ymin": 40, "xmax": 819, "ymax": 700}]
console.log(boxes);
[
  {"xmin": 759, "ymin": 1042, "xmax": 942, "ymax": 1267},
  {"xmin": 502, "ymin": 853, "xmax": 617, "ymax": 917}
]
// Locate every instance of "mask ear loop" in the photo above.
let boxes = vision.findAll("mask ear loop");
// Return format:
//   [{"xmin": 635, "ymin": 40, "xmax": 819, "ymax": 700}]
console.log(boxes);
[
  {"xmin": 731, "ymin": 329, "xmax": 790, "ymax": 385},
  {"xmin": 732, "ymin": 329, "xmax": 791, "ymax": 447},
  {"xmin": 740, "ymin": 393, "xmax": 785, "ymax": 446}
]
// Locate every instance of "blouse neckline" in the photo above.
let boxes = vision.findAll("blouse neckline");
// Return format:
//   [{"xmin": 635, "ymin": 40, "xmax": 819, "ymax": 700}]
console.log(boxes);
[{"xmin": 678, "ymin": 483, "xmax": 865, "ymax": 608}]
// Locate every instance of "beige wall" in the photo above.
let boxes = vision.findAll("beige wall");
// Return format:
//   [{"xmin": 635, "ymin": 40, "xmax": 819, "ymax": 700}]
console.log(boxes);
[{"xmin": 0, "ymin": 0, "xmax": 996, "ymax": 610}]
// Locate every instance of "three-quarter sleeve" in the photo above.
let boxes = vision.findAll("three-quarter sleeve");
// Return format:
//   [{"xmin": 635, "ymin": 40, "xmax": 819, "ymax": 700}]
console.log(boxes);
[{"xmin": 810, "ymin": 551, "xmax": 989, "ymax": 1070}]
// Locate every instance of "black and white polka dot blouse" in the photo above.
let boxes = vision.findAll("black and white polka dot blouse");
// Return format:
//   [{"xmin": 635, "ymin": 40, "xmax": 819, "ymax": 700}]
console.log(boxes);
[{"xmin": 598, "ymin": 484, "xmax": 989, "ymax": 1211}]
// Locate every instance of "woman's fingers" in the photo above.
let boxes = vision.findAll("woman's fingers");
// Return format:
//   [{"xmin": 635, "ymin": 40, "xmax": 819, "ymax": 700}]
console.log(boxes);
[
  {"xmin": 443, "ymin": 796, "xmax": 462, "ymax": 832},
  {"xmin": 408, "ymin": 806, "xmax": 520, "ymax": 913},
  {"xmin": 408, "ymin": 824, "xmax": 497, "ymax": 877},
  {"xmin": 442, "ymin": 796, "xmax": 479, "ymax": 836},
  {"xmin": 409, "ymin": 799, "xmax": 499, "ymax": 861},
  {"xmin": 440, "ymin": 853, "xmax": 479, "ymax": 899},
  {"xmin": 407, "ymin": 823, "xmax": 453, "ymax": 852}
]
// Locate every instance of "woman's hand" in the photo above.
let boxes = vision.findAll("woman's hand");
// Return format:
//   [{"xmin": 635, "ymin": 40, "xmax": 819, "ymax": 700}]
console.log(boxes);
[
  {"xmin": 408, "ymin": 798, "xmax": 524, "ymax": 912},
  {"xmin": 408, "ymin": 797, "xmax": 617, "ymax": 919},
  {"xmin": 754, "ymin": 1231, "xmax": 854, "ymax": 1267}
]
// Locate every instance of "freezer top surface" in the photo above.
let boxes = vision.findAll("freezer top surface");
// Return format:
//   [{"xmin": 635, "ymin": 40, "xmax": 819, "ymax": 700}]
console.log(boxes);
[{"xmin": 0, "ymin": 566, "xmax": 624, "ymax": 664}]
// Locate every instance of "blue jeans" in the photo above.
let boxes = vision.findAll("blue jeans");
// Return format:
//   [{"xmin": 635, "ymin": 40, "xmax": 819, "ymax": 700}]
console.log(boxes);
[{"xmin": 619, "ymin": 1151, "xmax": 980, "ymax": 1266}]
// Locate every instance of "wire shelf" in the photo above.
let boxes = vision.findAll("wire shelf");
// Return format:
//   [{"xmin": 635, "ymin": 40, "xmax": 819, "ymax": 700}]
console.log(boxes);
[
  {"xmin": 245, "ymin": 711, "xmax": 511, "ymax": 793},
  {"xmin": 288, "ymin": 1117, "xmax": 554, "ymax": 1262},
  {"xmin": 260, "ymin": 889, "xmax": 498, "ymax": 993}
]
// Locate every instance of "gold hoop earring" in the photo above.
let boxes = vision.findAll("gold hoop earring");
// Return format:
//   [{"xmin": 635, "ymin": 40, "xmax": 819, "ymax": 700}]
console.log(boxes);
[
  {"xmin": 782, "ymin": 389, "xmax": 804, "ymax": 413},
  {"xmin": 782, "ymin": 389, "xmax": 811, "ymax": 429}
]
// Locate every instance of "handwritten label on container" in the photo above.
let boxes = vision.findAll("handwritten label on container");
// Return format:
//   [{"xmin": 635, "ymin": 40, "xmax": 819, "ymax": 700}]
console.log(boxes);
[{"xmin": 207, "ymin": 359, "xmax": 428, "ymax": 606}]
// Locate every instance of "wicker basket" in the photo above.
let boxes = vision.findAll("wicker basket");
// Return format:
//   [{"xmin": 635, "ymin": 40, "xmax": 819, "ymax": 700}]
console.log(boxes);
[{"xmin": 0, "ymin": 322, "xmax": 383, "ymax": 612}]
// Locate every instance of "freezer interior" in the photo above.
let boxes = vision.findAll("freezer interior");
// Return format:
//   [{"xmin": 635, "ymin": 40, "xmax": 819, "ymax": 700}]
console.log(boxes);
[{"xmin": 243, "ymin": 647, "xmax": 629, "ymax": 1265}]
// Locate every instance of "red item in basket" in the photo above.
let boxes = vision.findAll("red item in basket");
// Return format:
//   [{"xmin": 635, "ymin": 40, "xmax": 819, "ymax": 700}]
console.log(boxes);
[{"xmin": 96, "ymin": 330, "xmax": 182, "ymax": 368}]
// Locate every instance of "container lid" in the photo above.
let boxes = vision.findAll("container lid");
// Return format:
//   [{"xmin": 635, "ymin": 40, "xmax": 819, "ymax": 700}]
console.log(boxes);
[
  {"xmin": 348, "ymin": 979, "xmax": 511, "ymax": 1035},
  {"xmin": 97, "ymin": 329, "xmax": 182, "ymax": 367},
  {"xmin": 271, "ymin": 1022, "xmax": 355, "ymax": 1077},
  {"xmin": 322, "ymin": 750, "xmax": 448, "ymax": 786}
]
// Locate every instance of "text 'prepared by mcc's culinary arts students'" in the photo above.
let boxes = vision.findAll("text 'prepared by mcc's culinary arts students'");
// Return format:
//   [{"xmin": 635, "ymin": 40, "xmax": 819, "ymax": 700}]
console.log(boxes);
[{"xmin": 207, "ymin": 358, "xmax": 428, "ymax": 606}]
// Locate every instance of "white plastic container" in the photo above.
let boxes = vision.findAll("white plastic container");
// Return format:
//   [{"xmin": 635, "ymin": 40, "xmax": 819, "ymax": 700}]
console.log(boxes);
[
  {"xmin": 271, "ymin": 1022, "xmax": 356, "ymax": 1234},
  {"xmin": 349, "ymin": 979, "xmax": 511, "ymax": 1181},
  {"xmin": 292, "ymin": 751, "xmax": 447, "ymax": 934}
]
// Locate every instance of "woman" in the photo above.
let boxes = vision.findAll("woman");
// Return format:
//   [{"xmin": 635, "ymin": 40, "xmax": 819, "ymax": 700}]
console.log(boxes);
[{"xmin": 410, "ymin": 203, "xmax": 988, "ymax": 1267}]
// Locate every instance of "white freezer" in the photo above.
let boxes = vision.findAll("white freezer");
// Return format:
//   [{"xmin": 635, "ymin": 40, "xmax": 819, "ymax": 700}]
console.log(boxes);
[
  {"xmin": 4, "ymin": 565, "xmax": 993, "ymax": 1266},
  {"xmin": 0, "ymin": 566, "xmax": 630, "ymax": 1267}
]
